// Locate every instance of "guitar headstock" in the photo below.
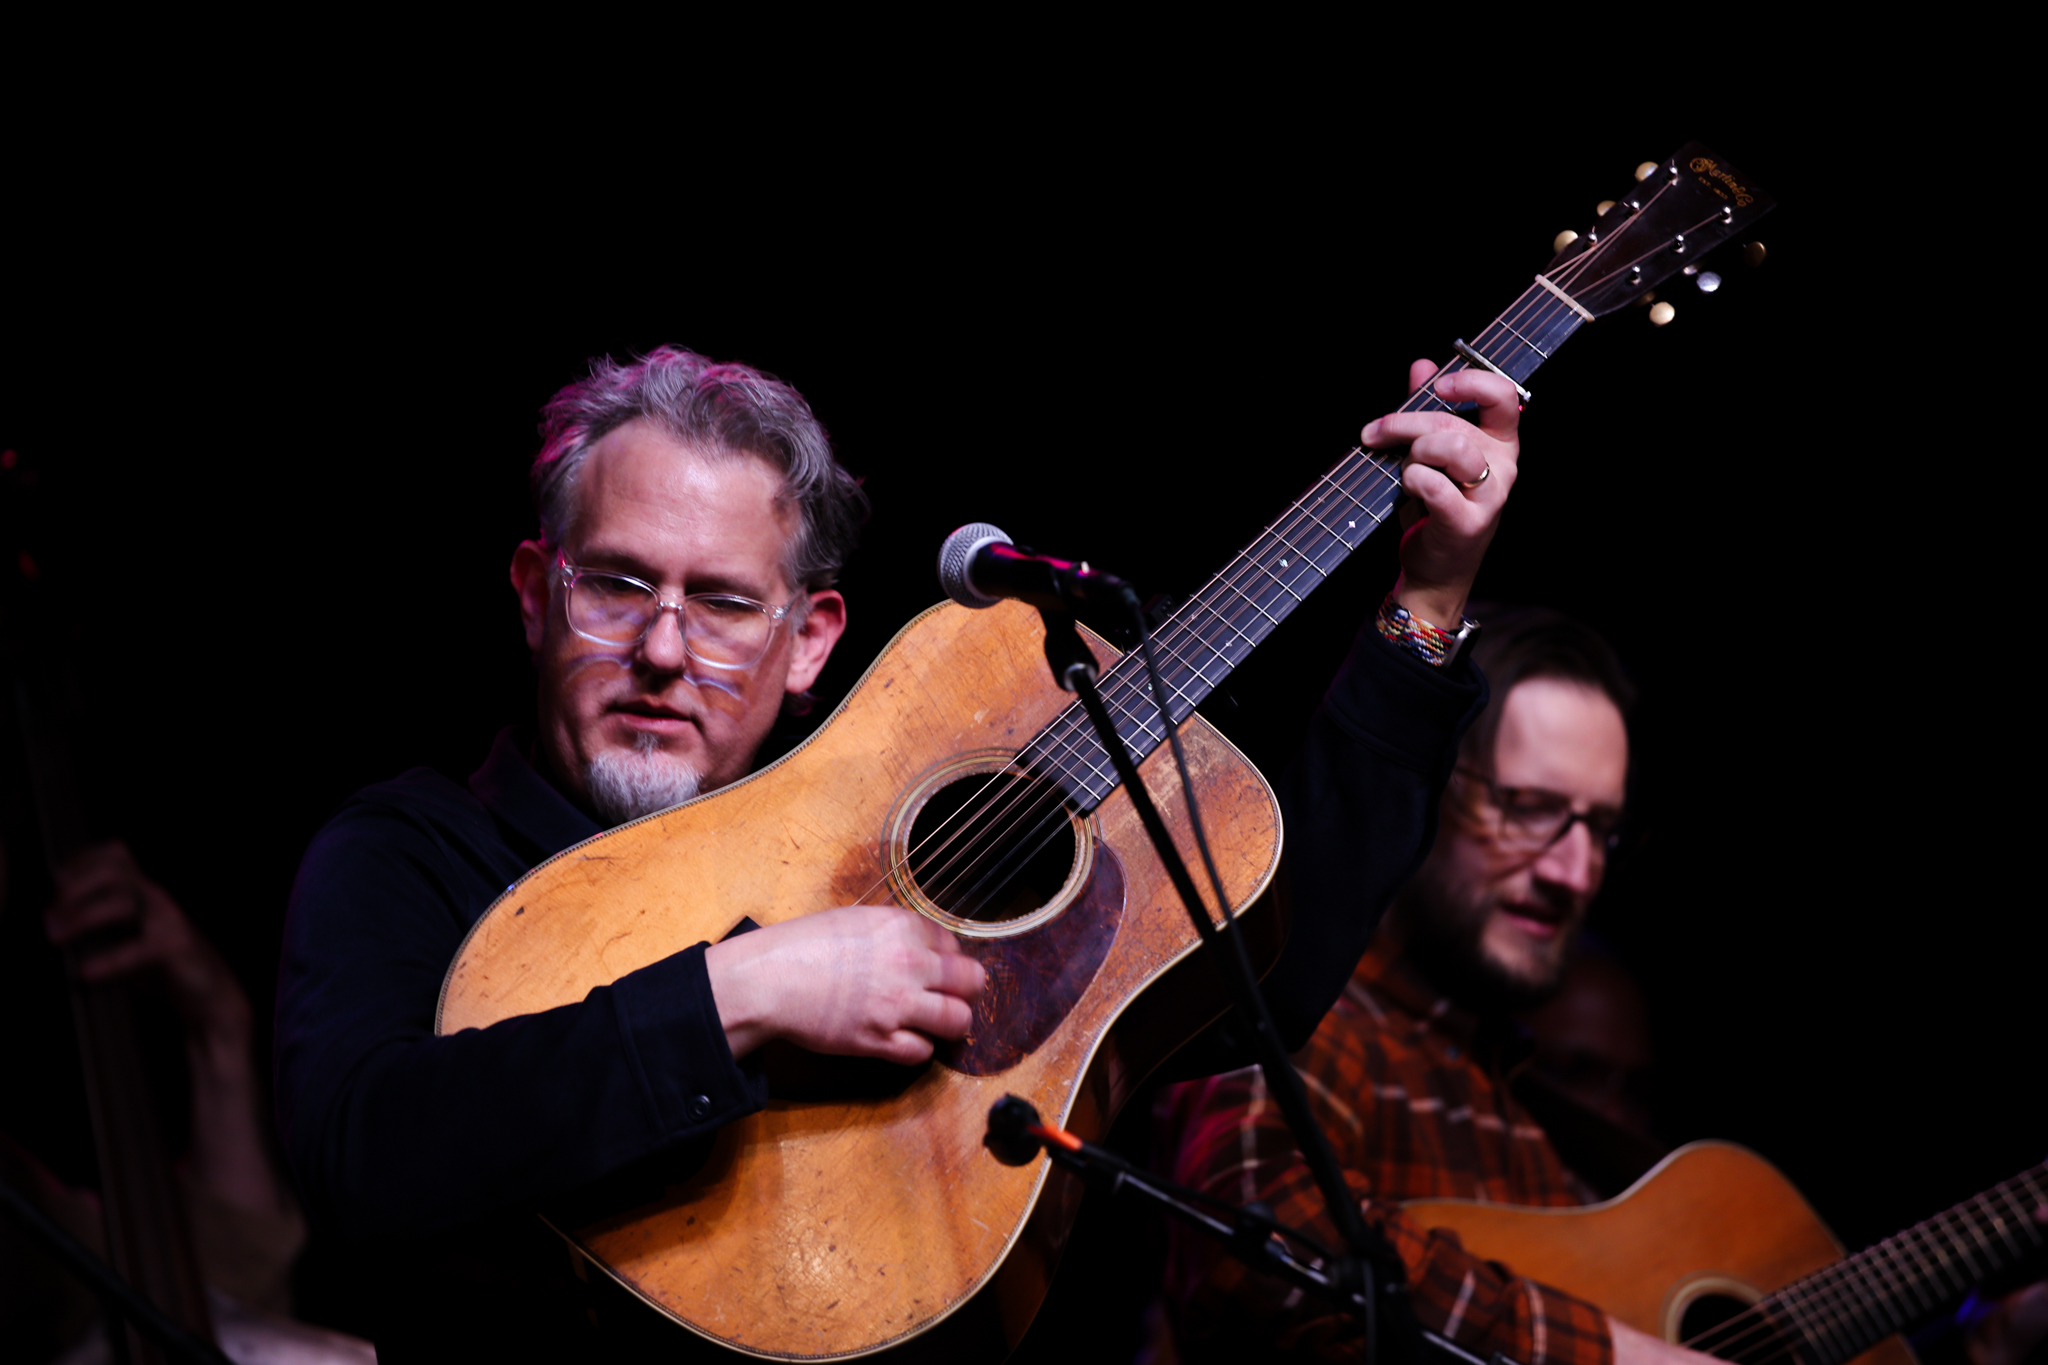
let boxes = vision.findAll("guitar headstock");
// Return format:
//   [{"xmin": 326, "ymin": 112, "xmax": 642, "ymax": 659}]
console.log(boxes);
[{"xmin": 1544, "ymin": 143, "xmax": 1774, "ymax": 317}]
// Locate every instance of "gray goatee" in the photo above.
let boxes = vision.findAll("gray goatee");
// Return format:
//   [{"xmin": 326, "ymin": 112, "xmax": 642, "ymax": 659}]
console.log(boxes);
[{"xmin": 586, "ymin": 732, "xmax": 702, "ymax": 826}]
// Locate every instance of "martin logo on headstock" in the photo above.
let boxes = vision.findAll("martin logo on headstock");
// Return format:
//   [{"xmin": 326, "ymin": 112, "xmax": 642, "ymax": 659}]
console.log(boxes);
[
  {"xmin": 1687, "ymin": 155, "xmax": 1760, "ymax": 207},
  {"xmin": 1542, "ymin": 142, "xmax": 1774, "ymax": 320}
]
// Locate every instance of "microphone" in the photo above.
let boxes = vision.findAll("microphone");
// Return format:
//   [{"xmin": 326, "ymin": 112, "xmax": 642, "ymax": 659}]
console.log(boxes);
[{"xmin": 937, "ymin": 523, "xmax": 1133, "ymax": 612}]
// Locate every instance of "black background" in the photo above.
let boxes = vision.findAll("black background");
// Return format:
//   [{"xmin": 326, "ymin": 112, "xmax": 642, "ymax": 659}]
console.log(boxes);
[{"xmin": 3, "ymin": 71, "xmax": 2036, "ymax": 1343}]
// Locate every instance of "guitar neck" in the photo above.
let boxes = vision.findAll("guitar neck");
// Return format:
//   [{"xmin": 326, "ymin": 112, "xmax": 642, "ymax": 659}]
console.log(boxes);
[
  {"xmin": 1755, "ymin": 1162, "xmax": 2048, "ymax": 1365},
  {"xmin": 1021, "ymin": 279, "xmax": 1587, "ymax": 808},
  {"xmin": 1017, "ymin": 141, "xmax": 1776, "ymax": 808}
]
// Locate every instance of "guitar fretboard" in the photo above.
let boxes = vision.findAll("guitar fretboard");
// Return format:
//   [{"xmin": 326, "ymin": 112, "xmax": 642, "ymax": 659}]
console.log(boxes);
[
  {"xmin": 1017, "ymin": 279, "xmax": 1586, "ymax": 811},
  {"xmin": 1716, "ymin": 1162, "xmax": 2048, "ymax": 1365}
]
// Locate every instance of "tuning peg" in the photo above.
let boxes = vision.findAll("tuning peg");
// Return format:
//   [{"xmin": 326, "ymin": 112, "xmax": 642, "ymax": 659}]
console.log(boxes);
[
  {"xmin": 1595, "ymin": 200, "xmax": 1615, "ymax": 218},
  {"xmin": 1743, "ymin": 241, "xmax": 1767, "ymax": 268},
  {"xmin": 1634, "ymin": 161, "xmax": 1661, "ymax": 182},
  {"xmin": 1648, "ymin": 301, "xmax": 1676, "ymax": 326},
  {"xmin": 1553, "ymin": 230, "xmax": 1579, "ymax": 252}
]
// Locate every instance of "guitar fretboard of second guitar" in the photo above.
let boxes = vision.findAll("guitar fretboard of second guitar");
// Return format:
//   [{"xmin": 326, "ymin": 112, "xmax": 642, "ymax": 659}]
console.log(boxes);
[{"xmin": 1696, "ymin": 1160, "xmax": 2048, "ymax": 1365}]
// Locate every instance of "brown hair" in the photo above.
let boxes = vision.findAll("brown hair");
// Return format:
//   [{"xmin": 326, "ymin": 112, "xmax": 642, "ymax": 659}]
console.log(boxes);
[{"xmin": 1461, "ymin": 603, "xmax": 1635, "ymax": 771}]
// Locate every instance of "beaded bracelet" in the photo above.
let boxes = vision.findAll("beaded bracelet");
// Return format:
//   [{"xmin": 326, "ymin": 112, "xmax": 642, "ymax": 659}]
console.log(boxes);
[{"xmin": 1375, "ymin": 593, "xmax": 1479, "ymax": 668}]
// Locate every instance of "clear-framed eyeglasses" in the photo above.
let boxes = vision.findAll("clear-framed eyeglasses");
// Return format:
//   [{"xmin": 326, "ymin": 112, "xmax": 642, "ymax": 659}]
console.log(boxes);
[
  {"xmin": 557, "ymin": 561, "xmax": 805, "ymax": 671},
  {"xmin": 1454, "ymin": 766, "xmax": 1624, "ymax": 858}
]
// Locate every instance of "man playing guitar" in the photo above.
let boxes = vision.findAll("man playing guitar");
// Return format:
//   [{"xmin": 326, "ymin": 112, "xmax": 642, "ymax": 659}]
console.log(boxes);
[{"xmin": 273, "ymin": 345, "xmax": 1518, "ymax": 1356}]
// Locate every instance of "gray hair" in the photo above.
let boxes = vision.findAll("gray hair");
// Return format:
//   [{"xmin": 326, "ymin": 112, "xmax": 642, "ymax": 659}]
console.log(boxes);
[{"xmin": 530, "ymin": 346, "xmax": 869, "ymax": 590}]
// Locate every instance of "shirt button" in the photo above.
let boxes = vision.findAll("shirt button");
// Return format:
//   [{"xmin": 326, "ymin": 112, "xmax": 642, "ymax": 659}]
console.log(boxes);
[{"xmin": 687, "ymin": 1094, "xmax": 712, "ymax": 1121}]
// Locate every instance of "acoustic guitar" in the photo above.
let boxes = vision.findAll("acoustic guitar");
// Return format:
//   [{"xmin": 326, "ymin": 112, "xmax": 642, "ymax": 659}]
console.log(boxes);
[
  {"xmin": 437, "ymin": 145, "xmax": 1776, "ymax": 1359},
  {"xmin": 1408, "ymin": 1142, "xmax": 2048, "ymax": 1365}
]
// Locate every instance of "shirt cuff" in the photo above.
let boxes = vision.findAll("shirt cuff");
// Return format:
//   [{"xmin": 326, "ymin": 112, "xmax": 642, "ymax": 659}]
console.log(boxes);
[
  {"xmin": 1320, "ymin": 619, "xmax": 1487, "ymax": 773},
  {"xmin": 607, "ymin": 943, "xmax": 769, "ymax": 1141}
]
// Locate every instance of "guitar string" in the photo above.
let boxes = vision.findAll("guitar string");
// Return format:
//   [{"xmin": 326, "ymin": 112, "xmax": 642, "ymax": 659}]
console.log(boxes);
[
  {"xmin": 856, "ymin": 175, "xmax": 1704, "ymax": 923},
  {"xmin": 1823, "ymin": 1170, "xmax": 2048, "ymax": 1342},
  {"xmin": 1758, "ymin": 1205, "xmax": 1916, "ymax": 1365},
  {"xmin": 927, "ymin": 434, "xmax": 1427, "ymax": 915},
  {"xmin": 1678, "ymin": 1165, "xmax": 2048, "ymax": 1365},
  {"xmin": 1027, "ymin": 262, "xmax": 1583, "ymax": 750},
  {"xmin": 1686, "ymin": 1269, "xmax": 1863, "ymax": 1365},
  {"xmin": 1032, "ymin": 278, "xmax": 1570, "ymax": 739},
  {"xmin": 1698, "ymin": 1251, "xmax": 1908, "ymax": 1365},
  {"xmin": 916, "ymin": 282, "xmax": 1578, "ymax": 919},
  {"xmin": 900, "ymin": 442, "xmax": 1415, "ymax": 918},
  {"xmin": 1686, "ymin": 1218, "xmax": 1918, "ymax": 1365},
  {"xmin": 944, "ymin": 434, "xmax": 1419, "ymax": 916},
  {"xmin": 853, "ymin": 439, "xmax": 1414, "ymax": 914},
  {"xmin": 849, "ymin": 433, "xmax": 1414, "ymax": 918},
  {"xmin": 911, "ymin": 771, "xmax": 1084, "ymax": 917},
  {"xmin": 1768, "ymin": 1184, "xmax": 2009, "ymax": 1360},
  {"xmin": 845, "ymin": 250, "xmax": 1598, "ymax": 919},
  {"xmin": 906, "ymin": 566, "xmax": 1321, "ymax": 914},
  {"xmin": 1033, "ymin": 272, "xmax": 1574, "ymax": 753},
  {"xmin": 1545, "ymin": 164, "xmax": 1685, "ymax": 294},
  {"xmin": 856, "ymin": 280, "xmax": 1588, "ymax": 920},
  {"xmin": 930, "ymin": 395, "xmax": 1458, "ymax": 917},
  {"xmin": 1567, "ymin": 208, "xmax": 1741, "ymax": 302},
  {"xmin": 1743, "ymin": 1167, "xmax": 2048, "ymax": 1364},
  {"xmin": 903, "ymin": 411, "xmax": 1486, "ymax": 915}
]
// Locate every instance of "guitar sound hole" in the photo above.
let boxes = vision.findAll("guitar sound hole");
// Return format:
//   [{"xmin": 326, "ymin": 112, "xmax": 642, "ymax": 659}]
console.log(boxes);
[
  {"xmin": 1680, "ymin": 1293, "xmax": 1754, "ymax": 1351},
  {"xmin": 905, "ymin": 771, "xmax": 1078, "ymax": 923}
]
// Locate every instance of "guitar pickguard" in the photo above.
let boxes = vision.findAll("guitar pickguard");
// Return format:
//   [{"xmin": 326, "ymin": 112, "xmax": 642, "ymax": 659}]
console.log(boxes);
[{"xmin": 944, "ymin": 847, "xmax": 1125, "ymax": 1077}]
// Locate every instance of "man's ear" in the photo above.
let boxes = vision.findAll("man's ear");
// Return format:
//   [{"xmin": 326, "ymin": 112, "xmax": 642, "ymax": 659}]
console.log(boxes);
[
  {"xmin": 510, "ymin": 540, "xmax": 553, "ymax": 653},
  {"xmin": 784, "ymin": 590, "xmax": 847, "ymax": 696}
]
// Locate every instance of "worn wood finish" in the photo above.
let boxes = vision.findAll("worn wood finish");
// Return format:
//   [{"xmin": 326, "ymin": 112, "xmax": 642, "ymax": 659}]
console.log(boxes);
[
  {"xmin": 437, "ymin": 598, "xmax": 1282, "ymax": 1359},
  {"xmin": 943, "ymin": 850, "xmax": 1125, "ymax": 1077},
  {"xmin": 1406, "ymin": 1142, "xmax": 1915, "ymax": 1365}
]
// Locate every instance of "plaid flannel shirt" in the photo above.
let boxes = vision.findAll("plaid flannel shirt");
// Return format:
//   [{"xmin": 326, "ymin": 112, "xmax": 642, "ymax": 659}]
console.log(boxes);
[{"xmin": 1159, "ymin": 937, "xmax": 1615, "ymax": 1365}]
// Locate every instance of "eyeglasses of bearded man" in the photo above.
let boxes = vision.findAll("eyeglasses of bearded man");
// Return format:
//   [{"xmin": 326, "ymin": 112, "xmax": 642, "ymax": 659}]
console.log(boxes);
[{"xmin": 558, "ymin": 561, "xmax": 805, "ymax": 671}]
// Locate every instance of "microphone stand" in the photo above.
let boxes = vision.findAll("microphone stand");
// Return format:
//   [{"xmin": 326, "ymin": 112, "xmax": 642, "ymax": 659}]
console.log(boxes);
[
  {"xmin": 985, "ymin": 1095, "xmax": 1500, "ymax": 1365},
  {"xmin": 1022, "ymin": 598, "xmax": 1441, "ymax": 1365}
]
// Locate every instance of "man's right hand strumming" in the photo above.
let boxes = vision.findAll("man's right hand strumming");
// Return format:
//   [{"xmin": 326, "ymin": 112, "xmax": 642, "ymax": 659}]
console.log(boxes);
[{"xmin": 707, "ymin": 905, "xmax": 986, "ymax": 1065}]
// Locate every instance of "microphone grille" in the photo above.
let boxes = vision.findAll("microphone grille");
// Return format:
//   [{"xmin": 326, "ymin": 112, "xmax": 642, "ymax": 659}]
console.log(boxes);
[{"xmin": 937, "ymin": 523, "xmax": 1012, "ymax": 609}]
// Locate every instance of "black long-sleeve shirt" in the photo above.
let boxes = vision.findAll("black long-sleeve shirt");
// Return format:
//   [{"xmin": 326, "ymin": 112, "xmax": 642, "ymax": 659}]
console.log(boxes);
[
  {"xmin": 275, "ymin": 726, "xmax": 762, "ymax": 1247},
  {"xmin": 273, "ymin": 622, "xmax": 1480, "ymax": 1351}
]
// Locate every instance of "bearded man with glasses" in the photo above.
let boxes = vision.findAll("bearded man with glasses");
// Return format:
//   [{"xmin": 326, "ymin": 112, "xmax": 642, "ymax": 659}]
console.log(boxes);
[
  {"xmin": 274, "ymin": 349, "xmax": 996, "ymax": 1355},
  {"xmin": 1159, "ymin": 608, "xmax": 1714, "ymax": 1365}
]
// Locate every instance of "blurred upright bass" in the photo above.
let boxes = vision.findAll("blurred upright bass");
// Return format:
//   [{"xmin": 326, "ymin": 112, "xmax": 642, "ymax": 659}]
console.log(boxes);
[{"xmin": 3, "ymin": 448, "xmax": 216, "ymax": 1363}]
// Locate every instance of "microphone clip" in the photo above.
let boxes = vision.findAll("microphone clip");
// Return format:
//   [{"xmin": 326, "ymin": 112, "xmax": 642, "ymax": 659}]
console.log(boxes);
[{"xmin": 1037, "ymin": 609, "xmax": 1099, "ymax": 693}]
